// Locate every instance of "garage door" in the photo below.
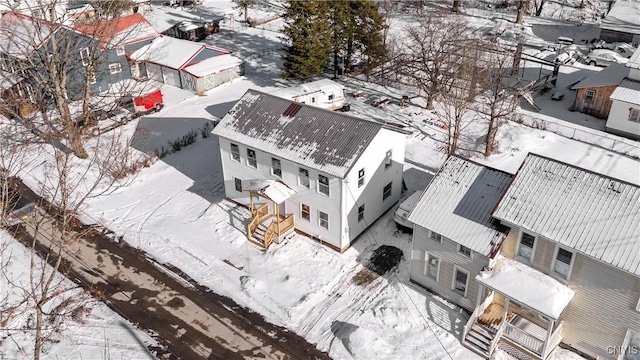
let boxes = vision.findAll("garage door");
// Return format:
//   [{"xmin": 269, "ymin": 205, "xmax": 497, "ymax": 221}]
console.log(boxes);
[
  {"xmin": 163, "ymin": 68, "xmax": 182, "ymax": 88},
  {"xmin": 147, "ymin": 63, "xmax": 163, "ymax": 83}
]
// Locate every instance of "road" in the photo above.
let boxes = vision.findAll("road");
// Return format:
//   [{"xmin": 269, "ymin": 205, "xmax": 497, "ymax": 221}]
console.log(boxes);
[{"xmin": 11, "ymin": 206, "xmax": 329, "ymax": 360}]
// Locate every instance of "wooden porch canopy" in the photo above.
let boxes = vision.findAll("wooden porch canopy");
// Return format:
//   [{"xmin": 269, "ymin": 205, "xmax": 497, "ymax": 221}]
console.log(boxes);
[
  {"xmin": 476, "ymin": 255, "xmax": 575, "ymax": 320},
  {"xmin": 243, "ymin": 179, "xmax": 296, "ymax": 207}
]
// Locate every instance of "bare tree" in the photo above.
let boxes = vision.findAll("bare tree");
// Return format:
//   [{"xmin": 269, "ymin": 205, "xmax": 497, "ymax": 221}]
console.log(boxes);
[
  {"xmin": 0, "ymin": 7, "xmax": 157, "ymax": 159},
  {"xmin": 474, "ymin": 46, "xmax": 521, "ymax": 156},
  {"xmin": 397, "ymin": 12, "xmax": 470, "ymax": 110},
  {"xmin": 235, "ymin": 0, "xmax": 258, "ymax": 23},
  {"xmin": 516, "ymin": 0, "xmax": 529, "ymax": 24}
]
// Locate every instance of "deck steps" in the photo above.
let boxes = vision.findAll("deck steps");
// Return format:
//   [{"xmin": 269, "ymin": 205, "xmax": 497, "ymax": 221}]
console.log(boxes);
[{"xmin": 464, "ymin": 322, "xmax": 497, "ymax": 357}]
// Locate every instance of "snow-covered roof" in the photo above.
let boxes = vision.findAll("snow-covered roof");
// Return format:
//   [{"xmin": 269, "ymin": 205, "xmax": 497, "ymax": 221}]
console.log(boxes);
[
  {"xmin": 476, "ymin": 255, "xmax": 575, "ymax": 320},
  {"xmin": 270, "ymin": 79, "xmax": 345, "ymax": 100},
  {"xmin": 601, "ymin": 0, "xmax": 640, "ymax": 35},
  {"xmin": 243, "ymin": 179, "xmax": 296, "ymax": 203},
  {"xmin": 130, "ymin": 36, "xmax": 229, "ymax": 71},
  {"xmin": 571, "ymin": 63, "xmax": 628, "ymax": 89},
  {"xmin": 628, "ymin": 47, "xmax": 640, "ymax": 70},
  {"xmin": 182, "ymin": 53, "xmax": 243, "ymax": 78},
  {"xmin": 212, "ymin": 90, "xmax": 384, "ymax": 178},
  {"xmin": 0, "ymin": 12, "xmax": 57, "ymax": 59},
  {"xmin": 0, "ymin": 70, "xmax": 22, "ymax": 90},
  {"xmin": 65, "ymin": 4, "xmax": 94, "ymax": 15},
  {"xmin": 493, "ymin": 153, "xmax": 640, "ymax": 276},
  {"xmin": 75, "ymin": 13, "xmax": 159, "ymax": 48},
  {"xmin": 408, "ymin": 156, "xmax": 512, "ymax": 256},
  {"xmin": 610, "ymin": 78, "xmax": 640, "ymax": 104}
]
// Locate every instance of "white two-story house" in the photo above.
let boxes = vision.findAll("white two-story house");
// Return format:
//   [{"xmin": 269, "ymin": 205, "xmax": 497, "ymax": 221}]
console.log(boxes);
[
  {"xmin": 212, "ymin": 90, "xmax": 407, "ymax": 251},
  {"xmin": 606, "ymin": 47, "xmax": 640, "ymax": 140},
  {"xmin": 409, "ymin": 154, "xmax": 640, "ymax": 360}
]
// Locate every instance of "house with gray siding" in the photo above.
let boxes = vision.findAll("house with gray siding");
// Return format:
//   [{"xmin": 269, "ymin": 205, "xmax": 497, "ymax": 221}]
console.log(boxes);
[
  {"xmin": 408, "ymin": 154, "xmax": 640, "ymax": 360},
  {"xmin": 212, "ymin": 90, "xmax": 407, "ymax": 251}
]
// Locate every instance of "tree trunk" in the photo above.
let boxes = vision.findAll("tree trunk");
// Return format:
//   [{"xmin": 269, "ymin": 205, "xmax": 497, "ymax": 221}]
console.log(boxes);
[
  {"xmin": 244, "ymin": 4, "xmax": 248, "ymax": 22},
  {"xmin": 516, "ymin": 1, "xmax": 527, "ymax": 24},
  {"xmin": 452, "ymin": 0, "xmax": 460, "ymax": 13},
  {"xmin": 34, "ymin": 306, "xmax": 43, "ymax": 360}
]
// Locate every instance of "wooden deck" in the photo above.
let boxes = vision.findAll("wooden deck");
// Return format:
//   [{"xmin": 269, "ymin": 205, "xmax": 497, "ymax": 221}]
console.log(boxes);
[{"xmin": 478, "ymin": 303, "xmax": 515, "ymax": 327}]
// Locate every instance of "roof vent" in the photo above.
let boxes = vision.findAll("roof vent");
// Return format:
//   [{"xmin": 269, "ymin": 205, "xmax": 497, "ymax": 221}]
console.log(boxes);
[{"xmin": 283, "ymin": 103, "xmax": 302, "ymax": 117}]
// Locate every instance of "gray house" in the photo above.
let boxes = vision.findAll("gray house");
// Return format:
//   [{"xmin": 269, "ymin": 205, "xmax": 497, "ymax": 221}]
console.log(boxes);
[{"xmin": 409, "ymin": 154, "xmax": 640, "ymax": 360}]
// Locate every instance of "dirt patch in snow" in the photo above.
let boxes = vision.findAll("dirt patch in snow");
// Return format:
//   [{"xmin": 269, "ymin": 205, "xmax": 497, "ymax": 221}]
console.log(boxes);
[
  {"xmin": 352, "ymin": 268, "xmax": 379, "ymax": 286},
  {"xmin": 366, "ymin": 245, "xmax": 404, "ymax": 276}
]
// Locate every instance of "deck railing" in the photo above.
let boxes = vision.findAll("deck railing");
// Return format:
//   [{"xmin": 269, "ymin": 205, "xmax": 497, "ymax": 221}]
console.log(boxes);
[
  {"xmin": 279, "ymin": 214, "xmax": 294, "ymax": 234},
  {"xmin": 490, "ymin": 321, "xmax": 505, "ymax": 356},
  {"xmin": 264, "ymin": 221, "xmax": 277, "ymax": 248},
  {"xmin": 264, "ymin": 214, "xmax": 295, "ymax": 248},
  {"xmin": 247, "ymin": 203, "xmax": 269, "ymax": 240},
  {"xmin": 463, "ymin": 291, "xmax": 494, "ymax": 340},
  {"xmin": 504, "ymin": 322, "xmax": 544, "ymax": 356}
]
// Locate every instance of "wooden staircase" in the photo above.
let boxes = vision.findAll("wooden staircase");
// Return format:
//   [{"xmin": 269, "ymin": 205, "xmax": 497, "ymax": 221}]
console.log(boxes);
[
  {"xmin": 251, "ymin": 216, "xmax": 274, "ymax": 246},
  {"xmin": 464, "ymin": 322, "xmax": 497, "ymax": 358}
]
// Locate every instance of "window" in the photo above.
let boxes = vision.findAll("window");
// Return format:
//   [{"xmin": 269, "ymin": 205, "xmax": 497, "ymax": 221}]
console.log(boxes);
[
  {"xmin": 32, "ymin": 8, "xmax": 42, "ymax": 18},
  {"xmin": 311, "ymin": 97, "xmax": 316, "ymax": 103},
  {"xmin": 80, "ymin": 47, "xmax": 90, "ymax": 66},
  {"xmin": 271, "ymin": 158, "xmax": 282, "ymax": 177},
  {"xmin": 629, "ymin": 108, "xmax": 640, "ymax": 123},
  {"xmin": 585, "ymin": 89, "xmax": 595, "ymax": 102},
  {"xmin": 384, "ymin": 150, "xmax": 392, "ymax": 170},
  {"xmin": 425, "ymin": 254, "xmax": 440, "ymax": 281},
  {"xmin": 383, "ymin": 182, "xmax": 392, "ymax": 201},
  {"xmin": 230, "ymin": 143, "xmax": 240, "ymax": 162},
  {"xmin": 430, "ymin": 231, "xmax": 442, "ymax": 243},
  {"xmin": 116, "ymin": 46, "xmax": 125, "ymax": 56},
  {"xmin": 301, "ymin": 204, "xmax": 310, "ymax": 221},
  {"xmin": 458, "ymin": 245, "xmax": 472, "ymax": 258},
  {"xmin": 319, "ymin": 211, "xmax": 329, "ymax": 229},
  {"xmin": 358, "ymin": 168, "xmax": 365, "ymax": 188},
  {"xmin": 109, "ymin": 63, "xmax": 122, "ymax": 74},
  {"xmin": 234, "ymin": 178, "xmax": 242, "ymax": 192},
  {"xmin": 517, "ymin": 231, "xmax": 536, "ymax": 262},
  {"xmin": 318, "ymin": 174, "xmax": 329, "ymax": 196},
  {"xmin": 452, "ymin": 267, "xmax": 469, "ymax": 297},
  {"xmin": 357, "ymin": 204, "xmax": 365, "ymax": 222},
  {"xmin": 553, "ymin": 247, "xmax": 574, "ymax": 280},
  {"xmin": 299, "ymin": 168, "xmax": 310, "ymax": 188},
  {"xmin": 246, "ymin": 149, "xmax": 257, "ymax": 168},
  {"xmin": 328, "ymin": 94, "xmax": 334, "ymax": 101}
]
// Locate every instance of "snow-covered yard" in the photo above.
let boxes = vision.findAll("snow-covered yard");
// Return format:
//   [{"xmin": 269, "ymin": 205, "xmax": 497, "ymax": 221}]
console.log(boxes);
[{"xmin": 5, "ymin": 0, "xmax": 639, "ymax": 358}]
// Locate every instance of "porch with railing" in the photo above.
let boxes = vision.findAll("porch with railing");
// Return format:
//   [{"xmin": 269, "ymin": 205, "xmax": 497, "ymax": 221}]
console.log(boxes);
[{"xmin": 247, "ymin": 203, "xmax": 295, "ymax": 249}]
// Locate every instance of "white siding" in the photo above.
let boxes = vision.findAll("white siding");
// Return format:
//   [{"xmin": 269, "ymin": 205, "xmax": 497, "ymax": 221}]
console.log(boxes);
[
  {"xmin": 217, "ymin": 137, "xmax": 343, "ymax": 248},
  {"xmin": 342, "ymin": 128, "xmax": 406, "ymax": 249},
  {"xmin": 606, "ymin": 99, "xmax": 640, "ymax": 139},
  {"xmin": 410, "ymin": 225, "xmax": 490, "ymax": 311}
]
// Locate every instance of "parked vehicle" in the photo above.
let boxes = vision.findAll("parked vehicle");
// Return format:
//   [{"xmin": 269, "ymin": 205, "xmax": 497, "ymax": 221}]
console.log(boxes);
[
  {"xmin": 584, "ymin": 49, "xmax": 629, "ymax": 67},
  {"xmin": 394, "ymin": 191, "xmax": 422, "ymax": 232},
  {"xmin": 608, "ymin": 43, "xmax": 637, "ymax": 58},
  {"xmin": 2, "ymin": 189, "xmax": 37, "ymax": 226},
  {"xmin": 133, "ymin": 88, "xmax": 164, "ymax": 114}
]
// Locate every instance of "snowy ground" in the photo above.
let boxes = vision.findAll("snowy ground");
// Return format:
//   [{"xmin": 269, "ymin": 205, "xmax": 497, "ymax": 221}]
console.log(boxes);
[
  {"xmin": 6, "ymin": 0, "xmax": 639, "ymax": 359},
  {"xmin": 0, "ymin": 231, "xmax": 156, "ymax": 359}
]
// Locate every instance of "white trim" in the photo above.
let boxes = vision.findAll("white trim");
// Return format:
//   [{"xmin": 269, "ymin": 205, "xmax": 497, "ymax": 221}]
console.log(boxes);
[
  {"xmin": 246, "ymin": 148, "xmax": 257, "ymax": 168},
  {"xmin": 452, "ymin": 266, "xmax": 470, "ymax": 298},
  {"xmin": 271, "ymin": 157, "xmax": 282, "ymax": 178},
  {"xmin": 109, "ymin": 63, "xmax": 122, "ymax": 74},
  {"xmin": 298, "ymin": 167, "xmax": 310, "ymax": 188},
  {"xmin": 230, "ymin": 143, "xmax": 240, "ymax": 162},
  {"xmin": 116, "ymin": 46, "xmax": 126, "ymax": 56},
  {"xmin": 551, "ymin": 244, "xmax": 576, "ymax": 281},
  {"xmin": 318, "ymin": 210, "xmax": 329, "ymax": 230},
  {"xmin": 458, "ymin": 244, "xmax": 472, "ymax": 259},
  {"xmin": 515, "ymin": 228, "xmax": 537, "ymax": 264},
  {"xmin": 424, "ymin": 252, "xmax": 440, "ymax": 282},
  {"xmin": 636, "ymin": 297, "xmax": 640, "ymax": 312}
]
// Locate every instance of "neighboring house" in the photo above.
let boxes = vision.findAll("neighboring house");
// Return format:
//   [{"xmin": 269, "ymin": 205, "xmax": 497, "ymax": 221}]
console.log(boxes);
[
  {"xmin": 75, "ymin": 13, "xmax": 161, "ymax": 85},
  {"xmin": 212, "ymin": 90, "xmax": 407, "ymax": 251},
  {"xmin": 130, "ymin": 36, "xmax": 244, "ymax": 94},
  {"xmin": 570, "ymin": 46, "xmax": 640, "ymax": 139},
  {"xmin": 162, "ymin": 19, "xmax": 222, "ymax": 41},
  {"xmin": 408, "ymin": 154, "xmax": 640, "ymax": 360},
  {"xmin": 599, "ymin": 0, "xmax": 640, "ymax": 47},
  {"xmin": 606, "ymin": 48, "xmax": 640, "ymax": 139},
  {"xmin": 0, "ymin": 0, "xmax": 68, "ymax": 22},
  {"xmin": 270, "ymin": 79, "xmax": 346, "ymax": 111},
  {"xmin": 62, "ymin": 4, "xmax": 96, "ymax": 25},
  {"xmin": 570, "ymin": 63, "xmax": 627, "ymax": 119}
]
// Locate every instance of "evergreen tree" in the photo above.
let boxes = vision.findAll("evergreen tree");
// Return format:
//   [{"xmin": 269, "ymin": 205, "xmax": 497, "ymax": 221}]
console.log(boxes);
[{"xmin": 281, "ymin": 0, "xmax": 332, "ymax": 82}]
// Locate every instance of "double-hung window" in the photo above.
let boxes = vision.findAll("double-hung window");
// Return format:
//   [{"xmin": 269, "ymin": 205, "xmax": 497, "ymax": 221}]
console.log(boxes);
[
  {"xmin": 109, "ymin": 63, "xmax": 122, "ymax": 74},
  {"xmin": 553, "ymin": 247, "xmax": 574, "ymax": 280},
  {"xmin": 246, "ymin": 149, "xmax": 257, "ymax": 168},
  {"xmin": 383, "ymin": 182, "xmax": 392, "ymax": 201},
  {"xmin": 452, "ymin": 267, "xmax": 469, "ymax": 297},
  {"xmin": 358, "ymin": 169, "xmax": 365, "ymax": 188},
  {"xmin": 299, "ymin": 168, "xmax": 310, "ymax": 188},
  {"xmin": 357, "ymin": 205, "xmax": 365, "ymax": 222},
  {"xmin": 426, "ymin": 254, "xmax": 440, "ymax": 281},
  {"xmin": 80, "ymin": 47, "xmax": 90, "ymax": 66},
  {"xmin": 234, "ymin": 178, "xmax": 242, "ymax": 192},
  {"xmin": 629, "ymin": 108, "xmax": 640, "ymax": 122},
  {"xmin": 318, "ymin": 175, "xmax": 329, "ymax": 196},
  {"xmin": 230, "ymin": 143, "xmax": 240, "ymax": 162},
  {"xmin": 319, "ymin": 211, "xmax": 329, "ymax": 229},
  {"xmin": 458, "ymin": 245, "xmax": 472, "ymax": 258},
  {"xmin": 518, "ymin": 231, "xmax": 536, "ymax": 262},
  {"xmin": 301, "ymin": 204, "xmax": 310, "ymax": 221},
  {"xmin": 430, "ymin": 231, "xmax": 442, "ymax": 243},
  {"xmin": 271, "ymin": 158, "xmax": 282, "ymax": 177}
]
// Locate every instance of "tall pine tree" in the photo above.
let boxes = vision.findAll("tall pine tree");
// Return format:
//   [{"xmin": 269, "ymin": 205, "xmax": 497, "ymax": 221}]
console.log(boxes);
[{"xmin": 281, "ymin": 0, "xmax": 331, "ymax": 82}]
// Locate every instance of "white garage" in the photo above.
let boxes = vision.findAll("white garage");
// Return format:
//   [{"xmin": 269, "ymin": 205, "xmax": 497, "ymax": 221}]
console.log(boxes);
[{"xmin": 129, "ymin": 36, "xmax": 244, "ymax": 94}]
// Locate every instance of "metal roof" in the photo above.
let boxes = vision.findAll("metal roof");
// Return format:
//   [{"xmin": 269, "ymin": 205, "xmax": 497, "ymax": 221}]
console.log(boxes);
[
  {"xmin": 493, "ymin": 153, "xmax": 640, "ymax": 276},
  {"xmin": 407, "ymin": 156, "xmax": 513, "ymax": 256},
  {"xmin": 610, "ymin": 78, "xmax": 640, "ymax": 104},
  {"xmin": 601, "ymin": 0, "xmax": 640, "ymax": 35},
  {"xmin": 130, "ymin": 36, "xmax": 229, "ymax": 70},
  {"xmin": 628, "ymin": 47, "xmax": 640, "ymax": 70},
  {"xmin": 571, "ymin": 63, "xmax": 628, "ymax": 89},
  {"xmin": 212, "ymin": 90, "xmax": 383, "ymax": 178}
]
